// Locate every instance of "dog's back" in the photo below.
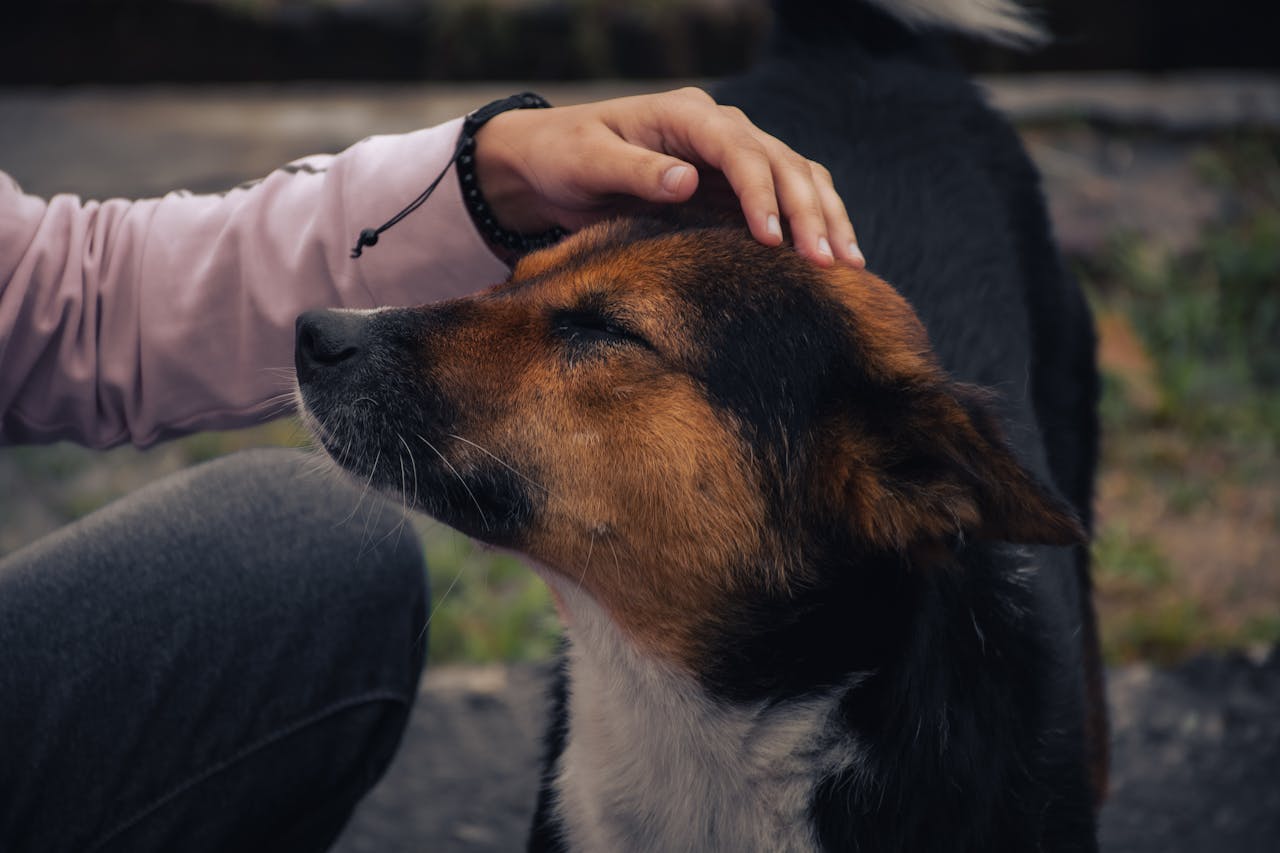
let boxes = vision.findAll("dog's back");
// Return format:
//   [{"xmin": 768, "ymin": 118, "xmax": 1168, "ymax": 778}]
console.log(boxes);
[{"xmin": 716, "ymin": 0, "xmax": 1106, "ymax": 801}]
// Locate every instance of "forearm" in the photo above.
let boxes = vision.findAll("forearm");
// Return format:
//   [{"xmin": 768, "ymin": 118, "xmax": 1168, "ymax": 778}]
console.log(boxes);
[{"xmin": 0, "ymin": 118, "xmax": 508, "ymax": 448}]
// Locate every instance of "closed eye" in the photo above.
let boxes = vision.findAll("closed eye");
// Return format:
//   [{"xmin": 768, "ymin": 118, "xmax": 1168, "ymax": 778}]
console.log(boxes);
[{"xmin": 552, "ymin": 308, "xmax": 652, "ymax": 351}]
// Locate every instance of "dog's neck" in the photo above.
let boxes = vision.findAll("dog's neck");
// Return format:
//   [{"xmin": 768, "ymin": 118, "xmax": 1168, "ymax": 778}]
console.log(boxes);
[
  {"xmin": 538, "ymin": 542, "xmax": 1077, "ymax": 852},
  {"xmin": 543, "ymin": 576, "xmax": 864, "ymax": 853}
]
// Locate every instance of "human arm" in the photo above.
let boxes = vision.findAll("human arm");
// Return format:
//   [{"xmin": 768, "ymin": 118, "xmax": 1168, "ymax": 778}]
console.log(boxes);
[
  {"xmin": 0, "ymin": 118, "xmax": 506, "ymax": 448},
  {"xmin": 0, "ymin": 89, "xmax": 860, "ymax": 448}
]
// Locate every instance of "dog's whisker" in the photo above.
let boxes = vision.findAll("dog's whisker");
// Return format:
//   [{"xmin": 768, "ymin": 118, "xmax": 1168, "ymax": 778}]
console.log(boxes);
[
  {"xmin": 259, "ymin": 401, "xmax": 298, "ymax": 421},
  {"xmin": 416, "ymin": 535, "xmax": 471, "ymax": 647},
  {"xmin": 575, "ymin": 530, "xmax": 596, "ymax": 595},
  {"xmin": 391, "ymin": 444, "xmax": 410, "ymax": 552},
  {"xmin": 336, "ymin": 447, "xmax": 381, "ymax": 529},
  {"xmin": 397, "ymin": 445, "xmax": 407, "ymax": 502},
  {"xmin": 259, "ymin": 389, "xmax": 299, "ymax": 410},
  {"xmin": 365, "ymin": 503, "xmax": 411, "ymax": 559},
  {"xmin": 416, "ymin": 522, "xmax": 474, "ymax": 647},
  {"xmin": 398, "ymin": 433, "xmax": 421, "ymax": 511},
  {"xmin": 604, "ymin": 534, "xmax": 623, "ymax": 585},
  {"xmin": 447, "ymin": 432, "xmax": 552, "ymax": 496},
  {"xmin": 445, "ymin": 431, "xmax": 596, "ymax": 523},
  {"xmin": 389, "ymin": 433, "xmax": 420, "ymax": 554},
  {"xmin": 416, "ymin": 432, "xmax": 490, "ymax": 531},
  {"xmin": 355, "ymin": 488, "xmax": 391, "ymax": 562}
]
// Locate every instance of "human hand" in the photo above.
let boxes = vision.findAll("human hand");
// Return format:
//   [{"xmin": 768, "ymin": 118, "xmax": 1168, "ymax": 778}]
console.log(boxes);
[{"xmin": 472, "ymin": 87, "xmax": 864, "ymax": 268}]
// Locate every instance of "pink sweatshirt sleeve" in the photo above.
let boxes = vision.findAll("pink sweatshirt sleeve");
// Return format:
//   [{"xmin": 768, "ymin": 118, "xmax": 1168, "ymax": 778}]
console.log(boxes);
[{"xmin": 0, "ymin": 117, "xmax": 510, "ymax": 448}]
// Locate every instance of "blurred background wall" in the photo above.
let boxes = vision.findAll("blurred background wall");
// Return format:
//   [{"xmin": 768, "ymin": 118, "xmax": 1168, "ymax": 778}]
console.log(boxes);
[{"xmin": 1, "ymin": 0, "xmax": 1275, "ymax": 86}]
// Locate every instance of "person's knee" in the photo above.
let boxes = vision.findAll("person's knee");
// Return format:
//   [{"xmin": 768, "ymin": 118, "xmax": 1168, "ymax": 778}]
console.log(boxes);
[
  {"xmin": 182, "ymin": 447, "xmax": 412, "ymax": 556},
  {"xmin": 175, "ymin": 449, "xmax": 424, "ymax": 582},
  {"xmin": 178, "ymin": 447, "xmax": 430, "ymax": 664},
  {"xmin": 0, "ymin": 448, "xmax": 429, "ymax": 853}
]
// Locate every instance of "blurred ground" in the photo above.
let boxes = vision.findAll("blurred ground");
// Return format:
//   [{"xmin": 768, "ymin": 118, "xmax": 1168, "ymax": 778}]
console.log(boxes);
[
  {"xmin": 331, "ymin": 650, "xmax": 1280, "ymax": 852},
  {"xmin": 1, "ymin": 76, "xmax": 1278, "ymax": 850}
]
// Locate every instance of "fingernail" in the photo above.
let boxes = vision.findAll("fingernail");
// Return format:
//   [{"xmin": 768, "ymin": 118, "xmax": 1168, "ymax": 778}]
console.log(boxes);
[
  {"xmin": 817, "ymin": 236, "xmax": 833, "ymax": 258},
  {"xmin": 850, "ymin": 242, "xmax": 866, "ymax": 266},
  {"xmin": 766, "ymin": 214, "xmax": 782, "ymax": 240},
  {"xmin": 662, "ymin": 165, "xmax": 691, "ymax": 195}
]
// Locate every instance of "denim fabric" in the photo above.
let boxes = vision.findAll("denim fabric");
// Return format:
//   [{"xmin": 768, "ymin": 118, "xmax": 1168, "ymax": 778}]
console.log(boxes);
[{"xmin": 0, "ymin": 449, "xmax": 428, "ymax": 852}]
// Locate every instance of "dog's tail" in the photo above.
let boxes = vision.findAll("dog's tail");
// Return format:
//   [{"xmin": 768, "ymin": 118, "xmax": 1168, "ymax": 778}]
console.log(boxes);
[{"xmin": 773, "ymin": 0, "xmax": 1048, "ymax": 49}]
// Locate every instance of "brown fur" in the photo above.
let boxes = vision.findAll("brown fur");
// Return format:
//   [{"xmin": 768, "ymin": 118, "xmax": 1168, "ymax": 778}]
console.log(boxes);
[
  {"xmin": 410, "ymin": 225, "xmax": 1081, "ymax": 668},
  {"xmin": 417, "ymin": 231, "xmax": 779, "ymax": 668},
  {"xmin": 299, "ymin": 219, "xmax": 1104, "ymax": 812}
]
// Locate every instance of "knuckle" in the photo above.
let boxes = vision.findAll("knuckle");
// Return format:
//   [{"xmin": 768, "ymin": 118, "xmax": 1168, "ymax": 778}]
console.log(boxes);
[
  {"xmin": 722, "ymin": 136, "xmax": 770, "ymax": 170},
  {"xmin": 742, "ymin": 180, "xmax": 779, "ymax": 207},
  {"xmin": 789, "ymin": 195, "xmax": 826, "ymax": 221},
  {"xmin": 735, "ymin": 130, "xmax": 770, "ymax": 156},
  {"xmin": 566, "ymin": 120, "xmax": 594, "ymax": 143},
  {"xmin": 808, "ymin": 160, "xmax": 833, "ymax": 182},
  {"xmin": 675, "ymin": 86, "xmax": 713, "ymax": 104},
  {"xmin": 743, "ymin": 174, "xmax": 777, "ymax": 197},
  {"xmin": 797, "ymin": 204, "xmax": 826, "ymax": 224},
  {"xmin": 780, "ymin": 172, "xmax": 822, "ymax": 206},
  {"xmin": 788, "ymin": 154, "xmax": 816, "ymax": 180},
  {"xmin": 830, "ymin": 201, "xmax": 855, "ymax": 229}
]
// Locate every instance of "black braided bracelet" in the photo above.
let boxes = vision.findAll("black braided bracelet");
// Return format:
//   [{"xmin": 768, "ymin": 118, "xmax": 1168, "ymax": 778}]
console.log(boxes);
[{"xmin": 350, "ymin": 91, "xmax": 567, "ymax": 260}]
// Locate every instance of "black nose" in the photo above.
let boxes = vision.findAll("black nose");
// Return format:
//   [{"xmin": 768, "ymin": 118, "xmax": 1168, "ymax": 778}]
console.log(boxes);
[{"xmin": 295, "ymin": 309, "xmax": 368, "ymax": 382}]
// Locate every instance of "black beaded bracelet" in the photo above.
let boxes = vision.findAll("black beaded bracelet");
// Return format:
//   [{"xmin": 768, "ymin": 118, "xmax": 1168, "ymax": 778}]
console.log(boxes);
[
  {"xmin": 457, "ymin": 93, "xmax": 569, "ymax": 254},
  {"xmin": 350, "ymin": 92, "xmax": 567, "ymax": 260}
]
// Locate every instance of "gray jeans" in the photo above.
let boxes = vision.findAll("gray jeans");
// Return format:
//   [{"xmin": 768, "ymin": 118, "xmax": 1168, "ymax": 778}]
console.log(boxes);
[{"xmin": 0, "ymin": 449, "xmax": 427, "ymax": 852}]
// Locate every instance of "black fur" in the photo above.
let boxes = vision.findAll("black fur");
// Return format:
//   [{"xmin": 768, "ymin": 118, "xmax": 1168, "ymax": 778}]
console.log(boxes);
[
  {"xmin": 527, "ymin": 653, "xmax": 571, "ymax": 853},
  {"xmin": 807, "ymin": 546, "xmax": 1096, "ymax": 852},
  {"xmin": 529, "ymin": 2, "xmax": 1100, "ymax": 851}
]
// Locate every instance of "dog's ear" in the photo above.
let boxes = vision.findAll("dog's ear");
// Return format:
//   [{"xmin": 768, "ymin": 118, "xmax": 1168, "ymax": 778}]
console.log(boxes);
[
  {"xmin": 838, "ymin": 382, "xmax": 1085, "ymax": 553},
  {"xmin": 941, "ymin": 383, "xmax": 1085, "ymax": 546}
]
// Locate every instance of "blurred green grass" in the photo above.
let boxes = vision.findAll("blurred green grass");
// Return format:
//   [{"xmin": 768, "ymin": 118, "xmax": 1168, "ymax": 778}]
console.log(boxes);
[
  {"xmin": 1082, "ymin": 132, "xmax": 1280, "ymax": 664},
  {"xmin": 417, "ymin": 525, "xmax": 561, "ymax": 665},
  {"xmin": 1092, "ymin": 136, "xmax": 1280, "ymax": 443}
]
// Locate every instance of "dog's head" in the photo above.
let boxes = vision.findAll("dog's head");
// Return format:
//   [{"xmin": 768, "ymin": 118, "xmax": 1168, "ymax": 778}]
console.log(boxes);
[{"xmin": 296, "ymin": 219, "xmax": 1081, "ymax": 676}]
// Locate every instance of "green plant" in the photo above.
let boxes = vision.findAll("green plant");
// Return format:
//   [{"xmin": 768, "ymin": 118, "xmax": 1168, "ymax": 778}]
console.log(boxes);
[
  {"xmin": 1081, "ymin": 138, "xmax": 1280, "ymax": 454},
  {"xmin": 1240, "ymin": 613, "xmax": 1280, "ymax": 647},
  {"xmin": 1093, "ymin": 524, "xmax": 1173, "ymax": 592},
  {"xmin": 419, "ymin": 523, "xmax": 561, "ymax": 665},
  {"xmin": 1102, "ymin": 599, "xmax": 1217, "ymax": 666}
]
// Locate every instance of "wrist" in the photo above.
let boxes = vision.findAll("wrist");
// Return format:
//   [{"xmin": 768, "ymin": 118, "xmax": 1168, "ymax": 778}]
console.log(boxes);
[
  {"xmin": 472, "ymin": 110, "xmax": 551, "ymax": 235},
  {"xmin": 457, "ymin": 93, "xmax": 567, "ymax": 258},
  {"xmin": 348, "ymin": 93, "xmax": 565, "ymax": 261}
]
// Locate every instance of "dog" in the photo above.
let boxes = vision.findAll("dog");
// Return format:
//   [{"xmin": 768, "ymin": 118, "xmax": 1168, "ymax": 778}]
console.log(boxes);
[{"xmin": 295, "ymin": 0, "xmax": 1105, "ymax": 849}]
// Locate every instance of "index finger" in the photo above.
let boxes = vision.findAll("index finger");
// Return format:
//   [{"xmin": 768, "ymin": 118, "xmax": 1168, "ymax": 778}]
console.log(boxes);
[{"xmin": 624, "ymin": 92, "xmax": 860, "ymax": 262}]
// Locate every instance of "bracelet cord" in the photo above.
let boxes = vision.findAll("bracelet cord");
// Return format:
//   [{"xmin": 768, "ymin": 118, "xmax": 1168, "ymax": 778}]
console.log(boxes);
[{"xmin": 350, "ymin": 92, "xmax": 567, "ymax": 260}]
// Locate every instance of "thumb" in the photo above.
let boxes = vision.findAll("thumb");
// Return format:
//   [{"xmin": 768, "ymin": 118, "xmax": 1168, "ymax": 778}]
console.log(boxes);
[{"xmin": 581, "ymin": 137, "xmax": 699, "ymax": 204}]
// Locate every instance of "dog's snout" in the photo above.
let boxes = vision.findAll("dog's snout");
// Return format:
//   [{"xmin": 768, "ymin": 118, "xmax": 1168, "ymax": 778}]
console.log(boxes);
[{"xmin": 295, "ymin": 309, "xmax": 368, "ymax": 381}]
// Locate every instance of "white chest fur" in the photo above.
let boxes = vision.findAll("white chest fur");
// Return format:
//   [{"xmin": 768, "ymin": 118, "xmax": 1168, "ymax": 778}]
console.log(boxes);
[{"xmin": 545, "ymin": 580, "xmax": 862, "ymax": 853}]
